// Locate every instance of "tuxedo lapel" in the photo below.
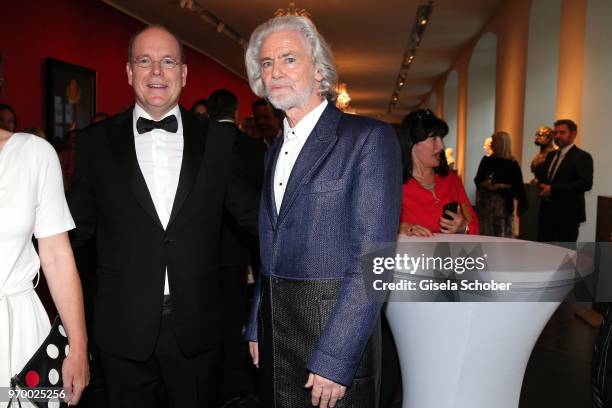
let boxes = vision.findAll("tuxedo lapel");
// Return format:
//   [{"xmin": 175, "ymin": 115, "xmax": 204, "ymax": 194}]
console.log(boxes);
[
  {"xmin": 277, "ymin": 104, "xmax": 342, "ymax": 225},
  {"xmin": 168, "ymin": 107, "xmax": 206, "ymax": 227},
  {"xmin": 108, "ymin": 109, "xmax": 164, "ymax": 230},
  {"xmin": 263, "ymin": 138, "xmax": 283, "ymax": 228}
]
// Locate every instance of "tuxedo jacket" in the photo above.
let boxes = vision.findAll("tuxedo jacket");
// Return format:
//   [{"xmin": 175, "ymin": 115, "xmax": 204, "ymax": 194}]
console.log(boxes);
[
  {"xmin": 245, "ymin": 103, "xmax": 403, "ymax": 385},
  {"xmin": 536, "ymin": 144, "xmax": 593, "ymax": 223},
  {"xmin": 67, "ymin": 107, "xmax": 259, "ymax": 361}
]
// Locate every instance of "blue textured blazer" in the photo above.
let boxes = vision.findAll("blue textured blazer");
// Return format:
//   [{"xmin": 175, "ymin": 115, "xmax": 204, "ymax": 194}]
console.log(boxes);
[{"xmin": 246, "ymin": 103, "xmax": 402, "ymax": 385}]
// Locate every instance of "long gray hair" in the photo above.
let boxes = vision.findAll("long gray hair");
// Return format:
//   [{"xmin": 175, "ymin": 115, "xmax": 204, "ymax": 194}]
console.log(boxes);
[{"xmin": 245, "ymin": 16, "xmax": 338, "ymax": 101}]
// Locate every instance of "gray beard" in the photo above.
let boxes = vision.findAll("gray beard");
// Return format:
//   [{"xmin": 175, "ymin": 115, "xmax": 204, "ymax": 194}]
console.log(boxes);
[{"xmin": 266, "ymin": 85, "xmax": 316, "ymax": 112}]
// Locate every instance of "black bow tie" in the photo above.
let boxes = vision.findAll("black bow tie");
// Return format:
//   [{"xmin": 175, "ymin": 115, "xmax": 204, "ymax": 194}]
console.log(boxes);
[{"xmin": 136, "ymin": 115, "xmax": 178, "ymax": 134}]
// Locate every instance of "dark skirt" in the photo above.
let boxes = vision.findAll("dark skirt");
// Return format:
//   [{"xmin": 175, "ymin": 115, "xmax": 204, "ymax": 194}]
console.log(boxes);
[
  {"xmin": 476, "ymin": 189, "xmax": 515, "ymax": 238},
  {"xmin": 257, "ymin": 276, "xmax": 381, "ymax": 408}
]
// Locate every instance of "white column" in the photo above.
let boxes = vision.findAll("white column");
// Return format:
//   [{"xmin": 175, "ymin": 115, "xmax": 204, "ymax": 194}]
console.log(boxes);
[
  {"xmin": 443, "ymin": 71, "xmax": 459, "ymax": 154},
  {"xmin": 429, "ymin": 92, "xmax": 438, "ymax": 115},
  {"xmin": 521, "ymin": 0, "xmax": 562, "ymax": 182},
  {"xmin": 466, "ymin": 33, "xmax": 497, "ymax": 204}
]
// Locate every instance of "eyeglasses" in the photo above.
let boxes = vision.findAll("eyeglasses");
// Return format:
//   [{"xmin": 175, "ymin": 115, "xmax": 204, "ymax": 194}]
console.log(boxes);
[{"xmin": 132, "ymin": 56, "xmax": 182, "ymax": 69}]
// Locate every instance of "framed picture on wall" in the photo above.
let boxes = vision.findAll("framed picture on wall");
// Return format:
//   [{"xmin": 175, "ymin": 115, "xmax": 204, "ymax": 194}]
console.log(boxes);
[{"xmin": 45, "ymin": 58, "xmax": 96, "ymax": 141}]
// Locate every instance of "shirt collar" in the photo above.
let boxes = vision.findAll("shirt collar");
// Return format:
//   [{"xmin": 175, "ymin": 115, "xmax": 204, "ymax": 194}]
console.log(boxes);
[
  {"xmin": 133, "ymin": 104, "xmax": 183, "ymax": 135},
  {"xmin": 559, "ymin": 143, "xmax": 575, "ymax": 155},
  {"xmin": 283, "ymin": 99, "xmax": 328, "ymax": 142}
]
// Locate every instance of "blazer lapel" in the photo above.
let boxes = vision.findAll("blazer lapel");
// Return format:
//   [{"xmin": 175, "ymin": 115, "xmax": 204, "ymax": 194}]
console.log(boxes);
[
  {"xmin": 108, "ymin": 109, "xmax": 164, "ymax": 230},
  {"xmin": 168, "ymin": 107, "xmax": 206, "ymax": 227},
  {"xmin": 263, "ymin": 138, "xmax": 283, "ymax": 228},
  {"xmin": 276, "ymin": 104, "xmax": 342, "ymax": 225}
]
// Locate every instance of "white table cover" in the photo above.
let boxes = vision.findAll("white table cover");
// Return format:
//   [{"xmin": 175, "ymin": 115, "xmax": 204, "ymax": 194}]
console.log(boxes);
[{"xmin": 386, "ymin": 234, "xmax": 578, "ymax": 408}]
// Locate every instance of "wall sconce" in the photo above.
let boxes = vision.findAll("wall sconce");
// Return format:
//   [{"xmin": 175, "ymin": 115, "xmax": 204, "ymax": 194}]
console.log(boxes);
[{"xmin": 335, "ymin": 82, "xmax": 352, "ymax": 112}]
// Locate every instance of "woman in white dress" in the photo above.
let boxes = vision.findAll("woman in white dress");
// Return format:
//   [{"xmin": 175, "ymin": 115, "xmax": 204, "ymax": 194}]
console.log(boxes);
[{"xmin": 0, "ymin": 128, "xmax": 89, "ymax": 405}]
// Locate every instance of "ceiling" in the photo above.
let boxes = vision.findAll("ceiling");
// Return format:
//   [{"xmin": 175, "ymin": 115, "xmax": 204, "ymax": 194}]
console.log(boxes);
[{"xmin": 103, "ymin": 0, "xmax": 504, "ymax": 122}]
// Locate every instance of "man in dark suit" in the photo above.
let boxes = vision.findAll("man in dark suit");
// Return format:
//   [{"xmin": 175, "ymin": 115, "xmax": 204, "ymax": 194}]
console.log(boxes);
[
  {"xmin": 252, "ymin": 98, "xmax": 283, "ymax": 147},
  {"xmin": 536, "ymin": 119, "xmax": 593, "ymax": 242},
  {"xmin": 67, "ymin": 26, "xmax": 258, "ymax": 408},
  {"xmin": 206, "ymin": 88, "xmax": 265, "ymax": 404},
  {"xmin": 244, "ymin": 16, "xmax": 402, "ymax": 408}
]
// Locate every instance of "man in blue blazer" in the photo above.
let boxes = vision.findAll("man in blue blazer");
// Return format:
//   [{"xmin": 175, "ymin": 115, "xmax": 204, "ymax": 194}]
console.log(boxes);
[{"xmin": 244, "ymin": 15, "xmax": 402, "ymax": 408}]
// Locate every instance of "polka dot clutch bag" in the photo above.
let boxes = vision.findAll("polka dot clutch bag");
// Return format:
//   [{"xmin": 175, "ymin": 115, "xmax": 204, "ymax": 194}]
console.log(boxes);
[{"xmin": 8, "ymin": 317, "xmax": 70, "ymax": 407}]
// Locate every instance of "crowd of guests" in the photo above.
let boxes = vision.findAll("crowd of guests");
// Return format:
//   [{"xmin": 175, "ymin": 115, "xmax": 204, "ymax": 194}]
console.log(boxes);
[
  {"xmin": 7, "ymin": 94, "xmax": 586, "ymax": 246},
  {"xmin": 474, "ymin": 119, "xmax": 592, "ymax": 242},
  {"xmin": 0, "ymin": 14, "xmax": 595, "ymax": 408},
  {"xmin": 393, "ymin": 107, "xmax": 592, "ymax": 244}
]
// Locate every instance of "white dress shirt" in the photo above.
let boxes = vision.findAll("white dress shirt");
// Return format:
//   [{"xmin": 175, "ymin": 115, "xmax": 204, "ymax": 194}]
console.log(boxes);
[
  {"xmin": 133, "ymin": 104, "xmax": 184, "ymax": 295},
  {"xmin": 548, "ymin": 143, "xmax": 574, "ymax": 181},
  {"xmin": 273, "ymin": 99, "xmax": 327, "ymax": 212}
]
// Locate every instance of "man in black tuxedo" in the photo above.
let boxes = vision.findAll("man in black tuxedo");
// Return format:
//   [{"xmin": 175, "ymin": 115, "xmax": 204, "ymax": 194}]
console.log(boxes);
[
  {"xmin": 67, "ymin": 26, "xmax": 258, "ymax": 408},
  {"xmin": 206, "ymin": 88, "xmax": 265, "ymax": 403},
  {"xmin": 536, "ymin": 119, "xmax": 593, "ymax": 242}
]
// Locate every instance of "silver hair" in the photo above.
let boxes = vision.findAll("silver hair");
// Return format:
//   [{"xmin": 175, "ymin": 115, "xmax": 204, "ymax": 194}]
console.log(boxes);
[{"xmin": 245, "ymin": 15, "xmax": 338, "ymax": 102}]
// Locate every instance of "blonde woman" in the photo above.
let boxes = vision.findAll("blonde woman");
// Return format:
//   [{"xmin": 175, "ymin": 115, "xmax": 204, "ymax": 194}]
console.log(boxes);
[{"xmin": 474, "ymin": 131, "xmax": 528, "ymax": 237}]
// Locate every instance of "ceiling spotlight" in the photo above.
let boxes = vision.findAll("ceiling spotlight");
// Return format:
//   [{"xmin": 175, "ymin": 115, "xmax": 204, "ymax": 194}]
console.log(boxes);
[
  {"xmin": 403, "ymin": 54, "xmax": 415, "ymax": 67},
  {"xmin": 388, "ymin": 1, "xmax": 435, "ymax": 113},
  {"xmin": 179, "ymin": 1, "xmax": 248, "ymax": 50}
]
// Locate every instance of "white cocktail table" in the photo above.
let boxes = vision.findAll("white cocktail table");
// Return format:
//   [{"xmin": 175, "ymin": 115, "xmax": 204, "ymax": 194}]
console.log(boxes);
[{"xmin": 385, "ymin": 234, "xmax": 580, "ymax": 408}]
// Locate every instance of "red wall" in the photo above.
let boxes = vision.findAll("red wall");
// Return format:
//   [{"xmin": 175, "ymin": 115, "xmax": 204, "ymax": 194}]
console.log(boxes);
[{"xmin": 0, "ymin": 0, "xmax": 257, "ymax": 131}]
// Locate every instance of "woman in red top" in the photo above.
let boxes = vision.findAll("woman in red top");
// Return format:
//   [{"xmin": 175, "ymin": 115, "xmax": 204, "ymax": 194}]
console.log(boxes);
[{"xmin": 398, "ymin": 109, "xmax": 479, "ymax": 236}]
